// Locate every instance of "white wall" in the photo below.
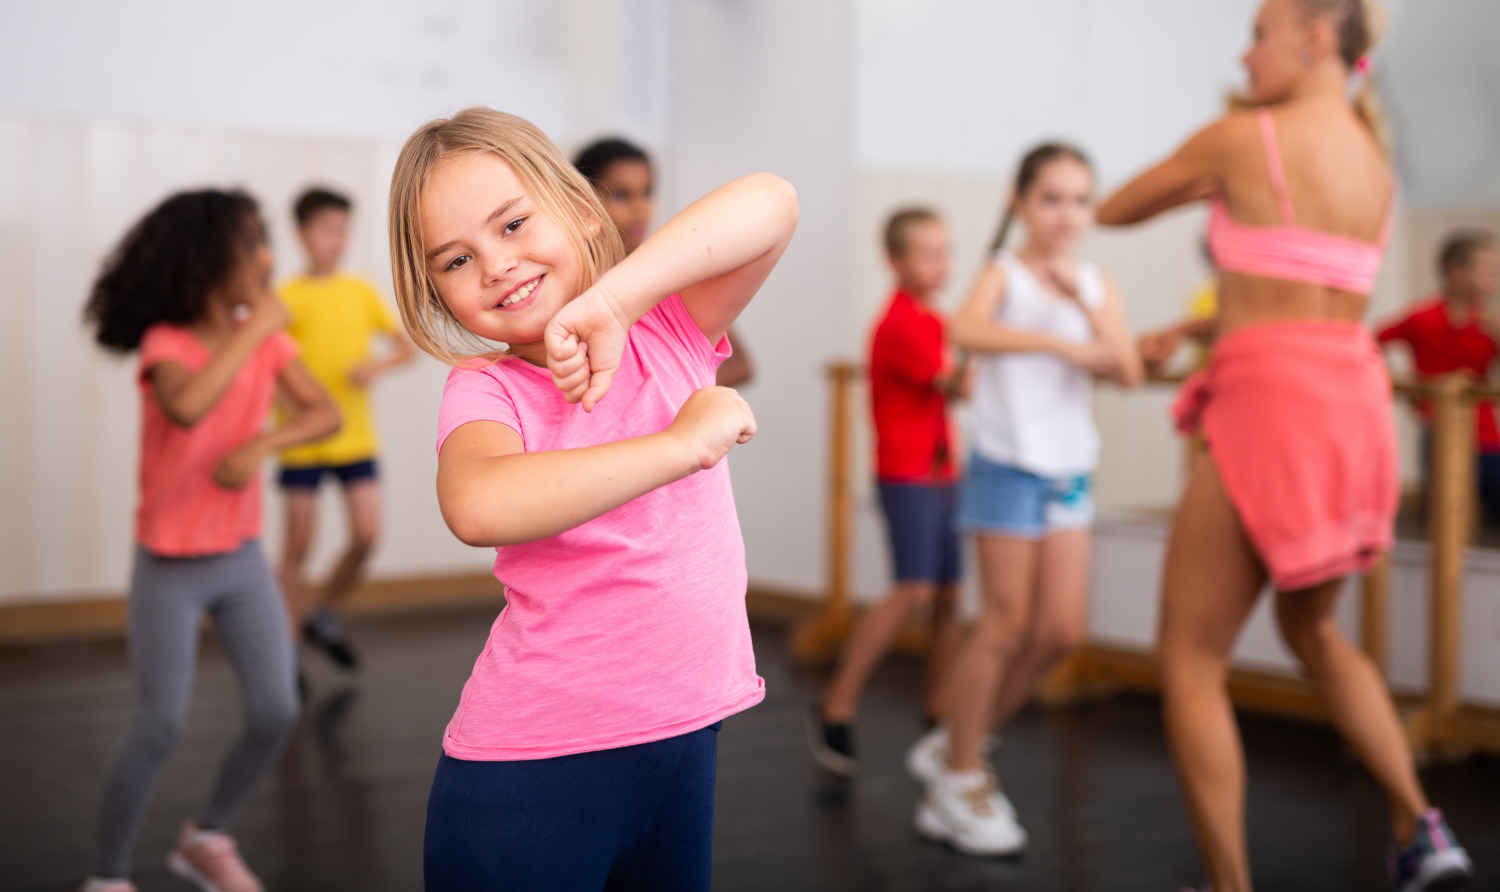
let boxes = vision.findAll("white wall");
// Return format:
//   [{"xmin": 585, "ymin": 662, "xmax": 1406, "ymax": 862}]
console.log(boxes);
[{"xmin": 665, "ymin": 0, "xmax": 856, "ymax": 595}]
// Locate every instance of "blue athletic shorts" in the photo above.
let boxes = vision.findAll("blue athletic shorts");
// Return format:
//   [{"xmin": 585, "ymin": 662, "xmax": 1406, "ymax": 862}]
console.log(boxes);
[
  {"xmin": 954, "ymin": 452, "xmax": 1093, "ymax": 540},
  {"xmin": 277, "ymin": 459, "xmax": 378, "ymax": 490},
  {"xmin": 876, "ymin": 480, "xmax": 962, "ymax": 585}
]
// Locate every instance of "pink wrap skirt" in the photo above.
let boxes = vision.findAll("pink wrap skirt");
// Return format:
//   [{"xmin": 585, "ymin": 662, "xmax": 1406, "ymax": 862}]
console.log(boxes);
[{"xmin": 1173, "ymin": 320, "xmax": 1398, "ymax": 591}]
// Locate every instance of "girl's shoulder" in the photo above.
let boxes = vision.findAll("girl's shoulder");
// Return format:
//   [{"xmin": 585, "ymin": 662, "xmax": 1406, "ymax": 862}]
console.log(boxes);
[{"xmin": 138, "ymin": 323, "xmax": 205, "ymax": 369}]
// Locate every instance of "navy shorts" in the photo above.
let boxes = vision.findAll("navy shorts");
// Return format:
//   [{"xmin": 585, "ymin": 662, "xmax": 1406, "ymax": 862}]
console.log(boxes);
[
  {"xmin": 876, "ymin": 480, "xmax": 962, "ymax": 585},
  {"xmin": 277, "ymin": 459, "xmax": 378, "ymax": 490},
  {"xmin": 424, "ymin": 722, "xmax": 721, "ymax": 892}
]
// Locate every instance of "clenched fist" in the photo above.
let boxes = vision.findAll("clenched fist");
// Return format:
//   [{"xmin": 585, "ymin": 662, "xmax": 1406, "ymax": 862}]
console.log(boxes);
[{"xmin": 667, "ymin": 387, "xmax": 757, "ymax": 470}]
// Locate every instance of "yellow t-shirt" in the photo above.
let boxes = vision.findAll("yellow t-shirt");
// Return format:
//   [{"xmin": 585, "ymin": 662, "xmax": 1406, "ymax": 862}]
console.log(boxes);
[{"xmin": 278, "ymin": 272, "xmax": 400, "ymax": 468}]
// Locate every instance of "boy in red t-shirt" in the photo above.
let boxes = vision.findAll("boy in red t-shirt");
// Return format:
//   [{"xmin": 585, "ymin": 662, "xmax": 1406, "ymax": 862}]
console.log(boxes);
[
  {"xmin": 807, "ymin": 208, "xmax": 965, "ymax": 775},
  {"xmin": 1378, "ymin": 228, "xmax": 1500, "ymax": 522}
]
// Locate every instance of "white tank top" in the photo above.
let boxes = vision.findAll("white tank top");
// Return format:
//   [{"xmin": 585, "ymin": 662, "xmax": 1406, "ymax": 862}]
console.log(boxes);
[{"xmin": 969, "ymin": 251, "xmax": 1104, "ymax": 477}]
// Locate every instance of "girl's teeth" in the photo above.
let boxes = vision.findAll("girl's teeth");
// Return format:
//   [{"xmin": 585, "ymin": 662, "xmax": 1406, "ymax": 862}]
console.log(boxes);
[{"xmin": 503, "ymin": 279, "xmax": 538, "ymax": 306}]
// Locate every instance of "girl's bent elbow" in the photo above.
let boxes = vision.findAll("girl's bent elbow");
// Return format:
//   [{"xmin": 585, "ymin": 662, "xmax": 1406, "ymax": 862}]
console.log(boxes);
[{"xmin": 444, "ymin": 507, "xmax": 497, "ymax": 549}]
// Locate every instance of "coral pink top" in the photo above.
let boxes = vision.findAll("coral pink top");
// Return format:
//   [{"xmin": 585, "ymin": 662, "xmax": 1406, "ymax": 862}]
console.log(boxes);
[
  {"xmin": 435, "ymin": 295, "xmax": 764, "ymax": 760},
  {"xmin": 1208, "ymin": 108, "xmax": 1393, "ymax": 295},
  {"xmin": 136, "ymin": 325, "xmax": 298, "ymax": 556}
]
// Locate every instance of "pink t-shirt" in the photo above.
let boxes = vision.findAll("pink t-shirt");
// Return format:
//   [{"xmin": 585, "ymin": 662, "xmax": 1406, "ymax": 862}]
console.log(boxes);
[
  {"xmin": 435, "ymin": 294, "xmax": 764, "ymax": 760},
  {"xmin": 136, "ymin": 324, "xmax": 298, "ymax": 556}
]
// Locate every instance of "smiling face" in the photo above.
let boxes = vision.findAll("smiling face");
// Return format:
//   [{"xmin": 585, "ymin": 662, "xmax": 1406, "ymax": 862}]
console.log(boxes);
[
  {"xmin": 1015, "ymin": 158, "xmax": 1093, "ymax": 253},
  {"xmin": 420, "ymin": 152, "xmax": 593, "ymax": 361}
]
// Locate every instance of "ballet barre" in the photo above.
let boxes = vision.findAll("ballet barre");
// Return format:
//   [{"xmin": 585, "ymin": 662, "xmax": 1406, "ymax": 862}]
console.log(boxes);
[{"xmin": 792, "ymin": 362, "xmax": 1500, "ymax": 759}]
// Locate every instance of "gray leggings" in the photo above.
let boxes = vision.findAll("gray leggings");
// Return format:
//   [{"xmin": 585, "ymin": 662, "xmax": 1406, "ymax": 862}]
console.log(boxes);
[{"xmin": 96, "ymin": 540, "xmax": 298, "ymax": 878}]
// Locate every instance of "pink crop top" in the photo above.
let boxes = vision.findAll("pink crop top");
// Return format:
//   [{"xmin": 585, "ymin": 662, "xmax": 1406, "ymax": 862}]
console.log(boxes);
[{"xmin": 1207, "ymin": 108, "xmax": 1393, "ymax": 295}]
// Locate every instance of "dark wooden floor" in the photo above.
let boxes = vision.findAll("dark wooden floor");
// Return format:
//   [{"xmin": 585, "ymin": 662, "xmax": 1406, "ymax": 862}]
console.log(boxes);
[{"xmin": 2, "ymin": 607, "xmax": 1496, "ymax": 892}]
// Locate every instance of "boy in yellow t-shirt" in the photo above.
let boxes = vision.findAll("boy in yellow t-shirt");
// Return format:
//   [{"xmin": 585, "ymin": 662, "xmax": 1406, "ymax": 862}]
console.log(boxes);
[{"xmin": 278, "ymin": 188, "xmax": 415, "ymax": 672}]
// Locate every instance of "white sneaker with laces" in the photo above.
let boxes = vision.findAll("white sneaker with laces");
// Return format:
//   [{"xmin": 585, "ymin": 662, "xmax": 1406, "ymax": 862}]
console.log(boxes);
[
  {"xmin": 906, "ymin": 726, "xmax": 1014, "ymax": 819},
  {"xmin": 917, "ymin": 767, "xmax": 1028, "ymax": 856}
]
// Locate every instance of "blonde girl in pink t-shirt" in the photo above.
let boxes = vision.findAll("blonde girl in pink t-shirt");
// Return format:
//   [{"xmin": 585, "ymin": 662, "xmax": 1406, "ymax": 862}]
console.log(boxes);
[
  {"xmin": 80, "ymin": 191, "xmax": 339, "ymax": 892},
  {"xmin": 388, "ymin": 107, "xmax": 796, "ymax": 891}
]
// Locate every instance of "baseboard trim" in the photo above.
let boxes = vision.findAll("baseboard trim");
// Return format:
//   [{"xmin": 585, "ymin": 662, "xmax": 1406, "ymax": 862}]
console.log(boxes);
[
  {"xmin": 0, "ymin": 577, "xmax": 818, "ymax": 647},
  {"xmin": 0, "ymin": 572, "xmax": 503, "ymax": 646}
]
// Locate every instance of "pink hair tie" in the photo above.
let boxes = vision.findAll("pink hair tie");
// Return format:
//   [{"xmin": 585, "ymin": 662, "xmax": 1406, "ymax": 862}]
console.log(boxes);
[{"xmin": 1355, "ymin": 56, "xmax": 1372, "ymax": 75}]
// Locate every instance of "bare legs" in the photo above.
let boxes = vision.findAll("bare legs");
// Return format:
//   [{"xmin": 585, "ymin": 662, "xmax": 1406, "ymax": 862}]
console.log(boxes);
[
  {"xmin": 946, "ymin": 530, "xmax": 1090, "ymax": 772},
  {"xmin": 322, "ymin": 480, "xmax": 380, "ymax": 613},
  {"xmin": 279, "ymin": 479, "xmax": 380, "ymax": 635},
  {"xmin": 1275, "ymin": 583, "xmax": 1428, "ymax": 846},
  {"xmin": 1156, "ymin": 457, "xmax": 1264, "ymax": 892},
  {"xmin": 279, "ymin": 490, "xmax": 317, "ymax": 637},
  {"xmin": 822, "ymin": 581, "xmax": 961, "ymax": 723},
  {"xmin": 1157, "ymin": 456, "xmax": 1432, "ymax": 891}
]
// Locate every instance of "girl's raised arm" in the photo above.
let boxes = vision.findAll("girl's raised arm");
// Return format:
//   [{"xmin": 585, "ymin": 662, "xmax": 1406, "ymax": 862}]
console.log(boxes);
[
  {"xmin": 950, "ymin": 264, "xmax": 1071, "ymax": 356},
  {"xmin": 1096, "ymin": 118, "xmax": 1233, "ymax": 227},
  {"xmin": 546, "ymin": 174, "xmax": 797, "ymax": 410},
  {"xmin": 149, "ymin": 294, "xmax": 290, "ymax": 428}
]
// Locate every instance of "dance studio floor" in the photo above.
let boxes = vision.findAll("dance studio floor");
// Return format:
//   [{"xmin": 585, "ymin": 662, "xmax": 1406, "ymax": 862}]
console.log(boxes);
[{"xmin": 3, "ymin": 605, "xmax": 1496, "ymax": 892}]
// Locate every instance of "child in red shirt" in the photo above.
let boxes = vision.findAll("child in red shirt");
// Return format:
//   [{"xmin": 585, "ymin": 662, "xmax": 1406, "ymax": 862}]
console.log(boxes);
[
  {"xmin": 1378, "ymin": 229, "xmax": 1500, "ymax": 522},
  {"xmin": 807, "ymin": 208, "xmax": 964, "ymax": 775}
]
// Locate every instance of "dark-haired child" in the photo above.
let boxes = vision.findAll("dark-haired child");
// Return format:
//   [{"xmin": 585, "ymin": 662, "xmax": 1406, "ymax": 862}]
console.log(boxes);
[
  {"xmin": 1378, "ymin": 228, "xmax": 1500, "ymax": 523},
  {"xmin": 806, "ymin": 208, "xmax": 964, "ymax": 776},
  {"xmin": 277, "ymin": 188, "xmax": 414, "ymax": 672},
  {"xmin": 81, "ymin": 190, "xmax": 340, "ymax": 892}
]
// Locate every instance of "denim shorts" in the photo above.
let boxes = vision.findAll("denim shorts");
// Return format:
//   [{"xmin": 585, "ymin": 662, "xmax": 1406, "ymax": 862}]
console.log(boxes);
[
  {"xmin": 876, "ymin": 480, "xmax": 962, "ymax": 585},
  {"xmin": 954, "ymin": 452, "xmax": 1094, "ymax": 539}
]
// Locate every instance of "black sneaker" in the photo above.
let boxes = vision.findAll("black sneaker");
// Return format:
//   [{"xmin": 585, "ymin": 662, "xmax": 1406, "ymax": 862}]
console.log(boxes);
[
  {"xmin": 804, "ymin": 702, "xmax": 858, "ymax": 775},
  {"xmin": 303, "ymin": 620, "xmax": 360, "ymax": 671}
]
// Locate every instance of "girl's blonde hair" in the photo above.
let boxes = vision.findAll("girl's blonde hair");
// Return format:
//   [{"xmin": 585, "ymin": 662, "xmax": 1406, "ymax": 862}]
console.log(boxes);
[
  {"xmin": 388, "ymin": 107, "xmax": 626, "ymax": 365},
  {"xmin": 1297, "ymin": 0, "xmax": 1388, "ymax": 152}
]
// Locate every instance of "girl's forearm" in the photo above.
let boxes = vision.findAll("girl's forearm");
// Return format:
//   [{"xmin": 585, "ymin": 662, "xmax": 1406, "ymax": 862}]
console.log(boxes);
[
  {"xmin": 158, "ymin": 324, "xmax": 276, "ymax": 426},
  {"xmin": 440, "ymin": 432, "xmax": 701, "ymax": 547},
  {"xmin": 256, "ymin": 402, "xmax": 341, "ymax": 453},
  {"xmin": 950, "ymin": 319, "xmax": 1068, "ymax": 356},
  {"xmin": 592, "ymin": 173, "xmax": 798, "ymax": 322}
]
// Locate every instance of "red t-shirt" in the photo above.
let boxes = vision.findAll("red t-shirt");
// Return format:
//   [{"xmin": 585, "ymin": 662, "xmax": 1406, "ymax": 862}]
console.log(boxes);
[
  {"xmin": 136, "ymin": 324, "xmax": 299, "ymax": 555},
  {"xmin": 869, "ymin": 289, "xmax": 955, "ymax": 482},
  {"xmin": 1377, "ymin": 296, "xmax": 1500, "ymax": 452}
]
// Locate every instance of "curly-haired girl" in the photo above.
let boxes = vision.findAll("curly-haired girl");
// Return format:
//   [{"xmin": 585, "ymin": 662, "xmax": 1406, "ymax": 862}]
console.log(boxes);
[{"xmin": 81, "ymin": 190, "xmax": 339, "ymax": 892}]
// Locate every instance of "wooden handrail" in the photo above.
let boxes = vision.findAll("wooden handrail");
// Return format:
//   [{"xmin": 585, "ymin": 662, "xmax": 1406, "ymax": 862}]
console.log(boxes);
[{"xmin": 799, "ymin": 360, "xmax": 1493, "ymax": 755}]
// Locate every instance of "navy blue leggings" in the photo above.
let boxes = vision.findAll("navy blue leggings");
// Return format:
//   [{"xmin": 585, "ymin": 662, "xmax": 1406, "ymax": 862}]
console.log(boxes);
[{"xmin": 424, "ymin": 722, "xmax": 720, "ymax": 892}]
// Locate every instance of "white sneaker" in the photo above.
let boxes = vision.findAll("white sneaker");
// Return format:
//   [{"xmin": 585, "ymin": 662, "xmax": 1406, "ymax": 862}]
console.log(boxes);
[
  {"xmin": 906, "ymin": 727, "xmax": 1015, "ymax": 819},
  {"xmin": 906, "ymin": 725, "xmax": 949, "ymax": 785},
  {"xmin": 917, "ymin": 768, "xmax": 1028, "ymax": 856},
  {"xmin": 79, "ymin": 880, "xmax": 136, "ymax": 892}
]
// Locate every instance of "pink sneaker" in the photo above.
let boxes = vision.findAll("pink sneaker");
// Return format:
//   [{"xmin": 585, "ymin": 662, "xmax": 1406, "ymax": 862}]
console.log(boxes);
[
  {"xmin": 166, "ymin": 822, "xmax": 264, "ymax": 892},
  {"xmin": 78, "ymin": 880, "xmax": 136, "ymax": 892}
]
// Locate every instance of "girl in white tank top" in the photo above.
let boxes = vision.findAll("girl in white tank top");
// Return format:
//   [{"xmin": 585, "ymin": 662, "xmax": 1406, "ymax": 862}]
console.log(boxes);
[{"xmin": 908, "ymin": 144, "xmax": 1142, "ymax": 858}]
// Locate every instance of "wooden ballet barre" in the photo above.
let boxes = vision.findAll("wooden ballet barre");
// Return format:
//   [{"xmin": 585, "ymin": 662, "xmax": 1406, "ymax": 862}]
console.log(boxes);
[
  {"xmin": 795, "ymin": 359, "xmax": 1499, "ymax": 757},
  {"xmin": 789, "ymin": 362, "xmax": 862, "ymax": 664}
]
